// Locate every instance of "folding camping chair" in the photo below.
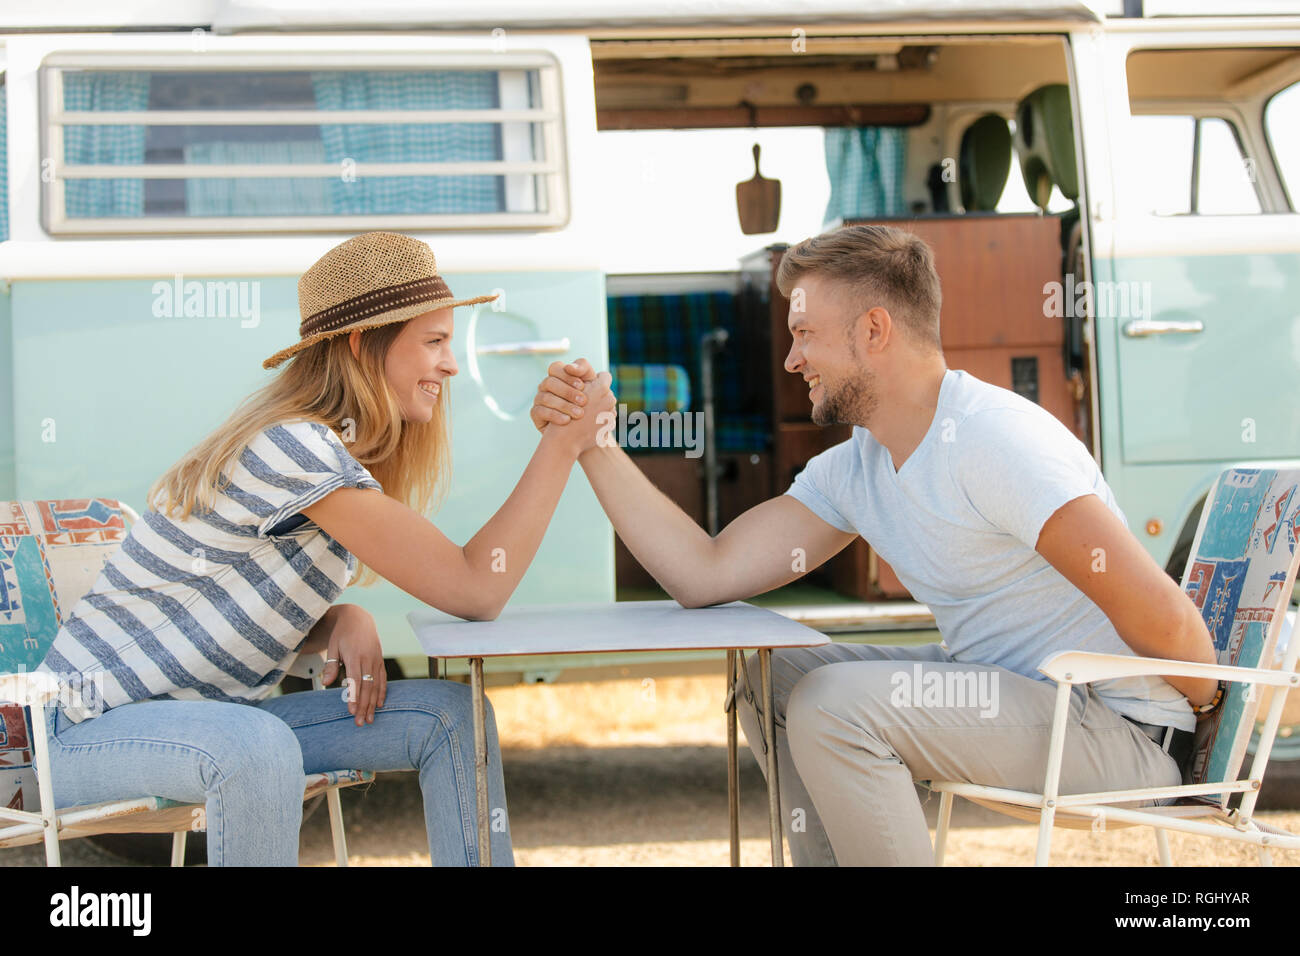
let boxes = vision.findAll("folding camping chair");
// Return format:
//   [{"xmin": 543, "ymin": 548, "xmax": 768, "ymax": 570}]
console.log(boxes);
[
  {"xmin": 928, "ymin": 467, "xmax": 1300, "ymax": 865},
  {"xmin": 0, "ymin": 497, "xmax": 373, "ymax": 866}
]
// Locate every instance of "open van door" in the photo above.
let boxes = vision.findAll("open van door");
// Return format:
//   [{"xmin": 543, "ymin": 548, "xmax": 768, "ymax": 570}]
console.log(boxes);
[{"xmin": 1072, "ymin": 27, "xmax": 1300, "ymax": 569}]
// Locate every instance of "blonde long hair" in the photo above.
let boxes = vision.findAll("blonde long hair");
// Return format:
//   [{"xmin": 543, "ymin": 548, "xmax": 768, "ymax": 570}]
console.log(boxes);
[{"xmin": 147, "ymin": 320, "xmax": 450, "ymax": 588}]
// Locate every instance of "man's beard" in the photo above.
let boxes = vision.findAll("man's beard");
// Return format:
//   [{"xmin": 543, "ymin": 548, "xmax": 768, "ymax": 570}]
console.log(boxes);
[{"xmin": 812, "ymin": 368, "xmax": 878, "ymax": 427}]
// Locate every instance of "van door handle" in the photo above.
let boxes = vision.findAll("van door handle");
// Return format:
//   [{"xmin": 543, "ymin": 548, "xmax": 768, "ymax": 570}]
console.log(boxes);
[
  {"xmin": 1122, "ymin": 320, "xmax": 1204, "ymax": 338},
  {"xmin": 475, "ymin": 337, "xmax": 571, "ymax": 355}
]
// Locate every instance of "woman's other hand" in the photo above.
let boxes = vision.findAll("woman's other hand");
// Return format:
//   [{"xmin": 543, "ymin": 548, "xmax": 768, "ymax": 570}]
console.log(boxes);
[{"xmin": 320, "ymin": 604, "xmax": 387, "ymax": 726}]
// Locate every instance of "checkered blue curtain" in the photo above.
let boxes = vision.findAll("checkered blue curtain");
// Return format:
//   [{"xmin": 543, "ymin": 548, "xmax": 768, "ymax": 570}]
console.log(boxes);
[
  {"xmin": 823, "ymin": 127, "xmax": 907, "ymax": 221},
  {"xmin": 62, "ymin": 72, "xmax": 150, "ymax": 218},
  {"xmin": 311, "ymin": 71, "xmax": 504, "ymax": 214},
  {"xmin": 183, "ymin": 140, "xmax": 330, "ymax": 216}
]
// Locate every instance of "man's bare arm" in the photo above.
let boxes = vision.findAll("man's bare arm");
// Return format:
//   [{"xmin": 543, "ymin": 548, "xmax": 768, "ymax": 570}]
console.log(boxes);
[
  {"xmin": 1035, "ymin": 492, "xmax": 1218, "ymax": 705},
  {"xmin": 532, "ymin": 358, "xmax": 855, "ymax": 605},
  {"xmin": 576, "ymin": 440, "xmax": 856, "ymax": 606}
]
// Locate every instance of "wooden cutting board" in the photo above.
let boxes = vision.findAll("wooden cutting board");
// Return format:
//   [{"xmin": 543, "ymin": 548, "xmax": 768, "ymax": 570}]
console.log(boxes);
[{"xmin": 736, "ymin": 143, "xmax": 781, "ymax": 235}]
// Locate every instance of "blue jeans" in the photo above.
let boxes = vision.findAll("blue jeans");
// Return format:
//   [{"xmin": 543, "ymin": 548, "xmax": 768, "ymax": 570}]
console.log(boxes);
[{"xmin": 43, "ymin": 679, "xmax": 514, "ymax": 866}]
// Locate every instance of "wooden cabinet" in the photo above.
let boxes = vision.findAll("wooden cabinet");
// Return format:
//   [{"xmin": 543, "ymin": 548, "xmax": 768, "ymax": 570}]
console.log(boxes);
[{"xmin": 849, "ymin": 214, "xmax": 1073, "ymax": 431}]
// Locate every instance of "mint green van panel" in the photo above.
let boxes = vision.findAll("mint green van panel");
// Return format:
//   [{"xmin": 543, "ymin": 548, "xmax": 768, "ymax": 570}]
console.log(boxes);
[
  {"xmin": 1102, "ymin": 460, "xmax": 1233, "ymax": 568},
  {"xmin": 1094, "ymin": 250, "xmax": 1300, "ymax": 567},
  {"xmin": 1109, "ymin": 252, "xmax": 1300, "ymax": 464},
  {"xmin": 9, "ymin": 269, "xmax": 612, "ymax": 656}
]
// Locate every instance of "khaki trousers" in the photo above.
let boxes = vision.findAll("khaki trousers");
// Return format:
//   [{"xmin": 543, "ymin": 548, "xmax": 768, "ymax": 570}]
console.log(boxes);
[{"xmin": 736, "ymin": 641, "xmax": 1181, "ymax": 866}]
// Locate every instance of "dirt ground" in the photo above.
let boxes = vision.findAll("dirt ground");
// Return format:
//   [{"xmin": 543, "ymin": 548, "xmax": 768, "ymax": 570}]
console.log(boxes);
[{"xmin": 5, "ymin": 672, "xmax": 1299, "ymax": 867}]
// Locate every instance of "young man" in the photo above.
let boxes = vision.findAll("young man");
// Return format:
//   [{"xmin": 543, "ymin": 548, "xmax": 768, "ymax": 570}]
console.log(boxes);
[{"xmin": 531, "ymin": 224, "xmax": 1216, "ymax": 866}]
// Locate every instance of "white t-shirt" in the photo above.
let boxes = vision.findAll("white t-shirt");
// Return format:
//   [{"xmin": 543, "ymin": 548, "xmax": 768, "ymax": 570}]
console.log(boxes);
[{"xmin": 786, "ymin": 368, "xmax": 1194, "ymax": 731}]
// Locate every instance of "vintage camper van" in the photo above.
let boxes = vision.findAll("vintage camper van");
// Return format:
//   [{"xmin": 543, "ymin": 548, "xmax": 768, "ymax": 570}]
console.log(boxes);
[{"xmin": 1, "ymin": 1, "xmax": 1298, "ymax": 795}]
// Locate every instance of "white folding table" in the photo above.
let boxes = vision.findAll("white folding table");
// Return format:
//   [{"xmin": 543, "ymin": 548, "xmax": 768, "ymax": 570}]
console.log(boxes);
[{"xmin": 407, "ymin": 600, "xmax": 830, "ymax": 866}]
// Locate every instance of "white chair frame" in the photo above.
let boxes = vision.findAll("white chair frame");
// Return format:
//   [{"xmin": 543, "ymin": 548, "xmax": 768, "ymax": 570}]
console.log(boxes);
[
  {"xmin": 930, "ymin": 647, "xmax": 1300, "ymax": 866},
  {"xmin": 929, "ymin": 461, "xmax": 1300, "ymax": 867},
  {"xmin": 0, "ymin": 501, "xmax": 372, "ymax": 866}
]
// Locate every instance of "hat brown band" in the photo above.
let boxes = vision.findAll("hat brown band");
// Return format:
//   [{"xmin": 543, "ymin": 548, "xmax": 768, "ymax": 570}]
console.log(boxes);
[{"xmin": 300, "ymin": 276, "xmax": 454, "ymax": 338}]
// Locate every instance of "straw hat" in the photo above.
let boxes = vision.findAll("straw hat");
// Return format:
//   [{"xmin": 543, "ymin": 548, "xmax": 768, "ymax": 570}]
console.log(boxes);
[{"xmin": 262, "ymin": 232, "xmax": 499, "ymax": 369}]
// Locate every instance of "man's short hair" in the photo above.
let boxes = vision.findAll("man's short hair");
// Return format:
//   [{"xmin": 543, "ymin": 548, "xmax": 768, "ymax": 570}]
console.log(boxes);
[{"xmin": 775, "ymin": 224, "xmax": 943, "ymax": 351}]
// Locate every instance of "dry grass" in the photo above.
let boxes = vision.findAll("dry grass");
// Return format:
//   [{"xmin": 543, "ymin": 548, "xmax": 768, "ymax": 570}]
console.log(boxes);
[
  {"xmin": 6, "ymin": 672, "xmax": 1297, "ymax": 866},
  {"xmin": 487, "ymin": 673, "xmax": 731, "ymax": 749}
]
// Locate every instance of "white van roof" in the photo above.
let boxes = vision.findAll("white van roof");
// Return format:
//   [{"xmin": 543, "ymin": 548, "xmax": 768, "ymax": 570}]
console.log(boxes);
[
  {"xmin": 2, "ymin": 0, "xmax": 1297, "ymax": 33},
  {"xmin": 210, "ymin": 0, "xmax": 1104, "ymax": 31},
  {"xmin": 0, "ymin": 0, "xmax": 1105, "ymax": 33}
]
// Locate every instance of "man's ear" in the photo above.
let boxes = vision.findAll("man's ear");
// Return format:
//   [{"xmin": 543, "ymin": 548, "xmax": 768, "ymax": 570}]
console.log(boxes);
[
  {"xmin": 348, "ymin": 329, "xmax": 361, "ymax": 361},
  {"xmin": 859, "ymin": 306, "xmax": 893, "ymax": 353}
]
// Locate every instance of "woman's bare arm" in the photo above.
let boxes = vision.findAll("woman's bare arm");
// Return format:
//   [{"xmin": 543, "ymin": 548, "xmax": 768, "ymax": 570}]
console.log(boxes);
[{"xmin": 302, "ymin": 375, "xmax": 614, "ymax": 620}]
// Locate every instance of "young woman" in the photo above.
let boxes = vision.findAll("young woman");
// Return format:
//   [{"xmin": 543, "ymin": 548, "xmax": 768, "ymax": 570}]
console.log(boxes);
[{"xmin": 36, "ymin": 231, "xmax": 614, "ymax": 866}]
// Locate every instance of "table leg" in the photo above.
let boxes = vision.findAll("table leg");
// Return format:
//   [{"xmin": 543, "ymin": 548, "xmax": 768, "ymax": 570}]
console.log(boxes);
[
  {"xmin": 759, "ymin": 647, "xmax": 783, "ymax": 867},
  {"xmin": 427, "ymin": 656, "xmax": 440, "ymax": 679},
  {"xmin": 470, "ymin": 656, "xmax": 491, "ymax": 867},
  {"xmin": 726, "ymin": 649, "xmax": 739, "ymax": 867}
]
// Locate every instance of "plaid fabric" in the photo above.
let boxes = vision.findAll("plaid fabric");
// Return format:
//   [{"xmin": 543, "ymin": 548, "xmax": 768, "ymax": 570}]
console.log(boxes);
[
  {"xmin": 610, "ymin": 364, "xmax": 690, "ymax": 413},
  {"xmin": 606, "ymin": 291, "xmax": 770, "ymax": 451},
  {"xmin": 717, "ymin": 416, "xmax": 770, "ymax": 450},
  {"xmin": 824, "ymin": 126, "xmax": 908, "ymax": 221},
  {"xmin": 311, "ymin": 70, "xmax": 504, "ymax": 215},
  {"xmin": 183, "ymin": 140, "xmax": 331, "ymax": 216},
  {"xmin": 62, "ymin": 72, "xmax": 150, "ymax": 218}
]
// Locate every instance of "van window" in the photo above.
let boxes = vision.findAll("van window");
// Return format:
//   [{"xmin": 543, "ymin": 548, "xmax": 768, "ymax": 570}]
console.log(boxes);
[
  {"xmin": 40, "ymin": 52, "xmax": 566, "ymax": 234},
  {"xmin": 1126, "ymin": 115, "xmax": 1261, "ymax": 216},
  {"xmin": 1265, "ymin": 81, "xmax": 1300, "ymax": 210}
]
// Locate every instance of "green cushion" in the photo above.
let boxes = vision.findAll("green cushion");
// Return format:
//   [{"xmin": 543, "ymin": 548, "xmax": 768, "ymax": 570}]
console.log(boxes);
[
  {"xmin": 959, "ymin": 114, "xmax": 1012, "ymax": 212},
  {"xmin": 1015, "ymin": 84, "xmax": 1078, "ymax": 207}
]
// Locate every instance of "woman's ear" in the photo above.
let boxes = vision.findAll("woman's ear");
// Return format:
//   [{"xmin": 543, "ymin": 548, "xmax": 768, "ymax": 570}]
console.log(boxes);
[{"xmin": 348, "ymin": 329, "xmax": 361, "ymax": 360}]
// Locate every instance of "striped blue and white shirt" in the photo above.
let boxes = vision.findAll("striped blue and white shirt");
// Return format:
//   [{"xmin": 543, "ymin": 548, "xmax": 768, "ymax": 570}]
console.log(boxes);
[{"xmin": 38, "ymin": 420, "xmax": 383, "ymax": 724}]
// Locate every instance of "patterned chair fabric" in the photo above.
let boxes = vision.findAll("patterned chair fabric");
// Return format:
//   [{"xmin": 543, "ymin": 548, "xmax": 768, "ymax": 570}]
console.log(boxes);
[
  {"xmin": 1, "ymin": 499, "xmax": 127, "ymax": 813},
  {"xmin": 1181, "ymin": 468, "xmax": 1300, "ymax": 797},
  {"xmin": 0, "ymin": 498, "xmax": 373, "ymax": 864}
]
